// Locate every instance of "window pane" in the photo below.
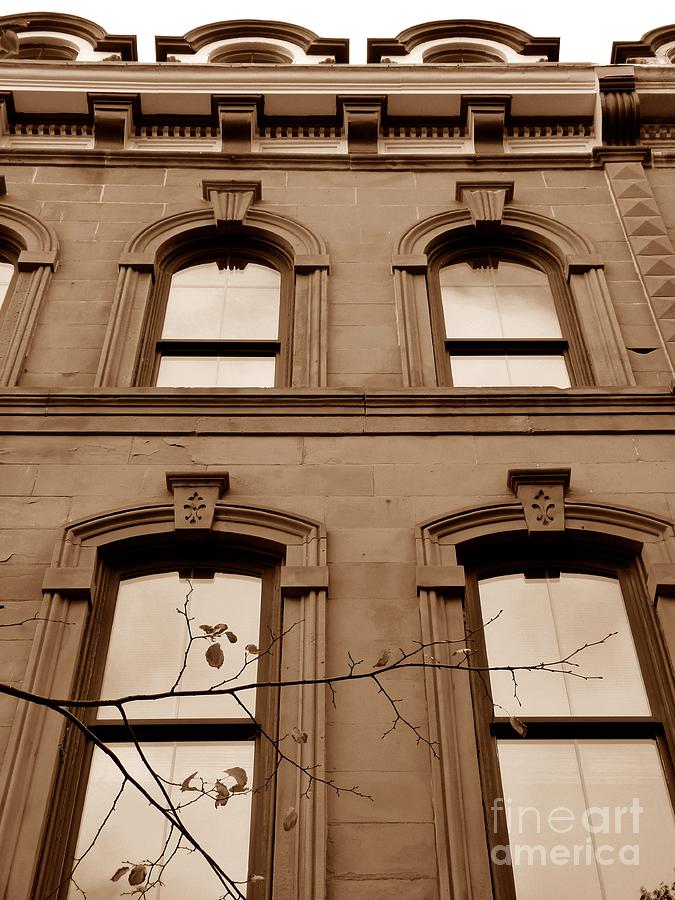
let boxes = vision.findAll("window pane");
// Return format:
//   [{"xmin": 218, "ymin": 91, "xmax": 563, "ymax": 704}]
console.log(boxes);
[
  {"xmin": 496, "ymin": 740, "xmax": 675, "ymax": 900},
  {"xmin": 479, "ymin": 573, "xmax": 650, "ymax": 717},
  {"xmin": 441, "ymin": 260, "xmax": 561, "ymax": 338},
  {"xmin": 162, "ymin": 262, "xmax": 280, "ymax": 340},
  {"xmin": 0, "ymin": 262, "xmax": 12, "ymax": 310},
  {"xmin": 156, "ymin": 356, "xmax": 276, "ymax": 388},
  {"xmin": 68, "ymin": 741, "xmax": 255, "ymax": 898},
  {"xmin": 99, "ymin": 572, "xmax": 261, "ymax": 719},
  {"xmin": 450, "ymin": 354, "xmax": 570, "ymax": 387}
]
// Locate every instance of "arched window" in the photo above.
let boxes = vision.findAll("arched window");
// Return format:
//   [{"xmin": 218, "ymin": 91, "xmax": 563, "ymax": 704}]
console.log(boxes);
[
  {"xmin": 0, "ymin": 260, "xmax": 14, "ymax": 310},
  {"xmin": 463, "ymin": 547, "xmax": 675, "ymax": 900},
  {"xmin": 416, "ymin": 497, "xmax": 675, "ymax": 900},
  {"xmin": 18, "ymin": 39, "xmax": 78, "ymax": 60},
  {"xmin": 0, "ymin": 498, "xmax": 329, "ymax": 900},
  {"xmin": 151, "ymin": 252, "xmax": 287, "ymax": 388},
  {"xmin": 423, "ymin": 46, "xmax": 503, "ymax": 63},
  {"xmin": 210, "ymin": 43, "xmax": 294, "ymax": 64},
  {"xmin": 436, "ymin": 254, "xmax": 573, "ymax": 387},
  {"xmin": 99, "ymin": 201, "xmax": 329, "ymax": 388},
  {"xmin": 393, "ymin": 206, "xmax": 634, "ymax": 388},
  {"xmin": 63, "ymin": 551, "xmax": 279, "ymax": 898}
]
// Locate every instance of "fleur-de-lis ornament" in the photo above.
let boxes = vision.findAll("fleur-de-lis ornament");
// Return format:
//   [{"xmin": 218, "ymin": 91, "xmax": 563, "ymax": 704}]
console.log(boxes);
[
  {"xmin": 532, "ymin": 489, "xmax": 556, "ymax": 527},
  {"xmin": 184, "ymin": 491, "xmax": 207, "ymax": 524}
]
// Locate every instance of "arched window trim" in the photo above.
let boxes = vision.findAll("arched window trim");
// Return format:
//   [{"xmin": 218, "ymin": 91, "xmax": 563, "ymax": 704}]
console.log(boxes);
[
  {"xmin": 0, "ymin": 203, "xmax": 58, "ymax": 386},
  {"xmin": 97, "ymin": 207, "xmax": 329, "ymax": 388},
  {"xmin": 0, "ymin": 498, "xmax": 328, "ymax": 900},
  {"xmin": 393, "ymin": 206, "xmax": 634, "ymax": 388},
  {"xmin": 415, "ymin": 495, "xmax": 675, "ymax": 900}
]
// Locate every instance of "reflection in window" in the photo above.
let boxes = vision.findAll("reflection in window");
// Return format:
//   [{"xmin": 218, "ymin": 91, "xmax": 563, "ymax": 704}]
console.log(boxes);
[
  {"xmin": 478, "ymin": 572, "xmax": 675, "ymax": 899},
  {"xmin": 0, "ymin": 262, "xmax": 13, "ymax": 310},
  {"xmin": 440, "ymin": 257, "xmax": 570, "ymax": 387},
  {"xmin": 68, "ymin": 572, "xmax": 263, "ymax": 897},
  {"xmin": 156, "ymin": 261, "xmax": 281, "ymax": 388}
]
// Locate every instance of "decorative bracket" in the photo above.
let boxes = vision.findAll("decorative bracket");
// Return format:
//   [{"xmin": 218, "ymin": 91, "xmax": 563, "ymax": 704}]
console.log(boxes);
[
  {"xmin": 647, "ymin": 563, "xmax": 675, "ymax": 607},
  {"xmin": 508, "ymin": 467, "xmax": 571, "ymax": 534},
  {"xmin": 456, "ymin": 181, "xmax": 514, "ymax": 229},
  {"xmin": 214, "ymin": 95, "xmax": 261, "ymax": 154},
  {"xmin": 201, "ymin": 180, "xmax": 262, "ymax": 231},
  {"xmin": 462, "ymin": 96, "xmax": 509, "ymax": 154},
  {"xmin": 341, "ymin": 96, "xmax": 384, "ymax": 154},
  {"xmin": 416, "ymin": 565, "xmax": 466, "ymax": 597},
  {"xmin": 89, "ymin": 93, "xmax": 139, "ymax": 150},
  {"xmin": 42, "ymin": 566, "xmax": 95, "ymax": 603},
  {"xmin": 166, "ymin": 470, "xmax": 230, "ymax": 532},
  {"xmin": 597, "ymin": 71, "xmax": 640, "ymax": 146}
]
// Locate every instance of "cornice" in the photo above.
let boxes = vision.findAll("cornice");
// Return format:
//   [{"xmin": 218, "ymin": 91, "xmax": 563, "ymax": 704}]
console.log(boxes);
[
  {"xmin": 0, "ymin": 11, "xmax": 137, "ymax": 59},
  {"xmin": 0, "ymin": 389, "xmax": 671, "ymax": 436}
]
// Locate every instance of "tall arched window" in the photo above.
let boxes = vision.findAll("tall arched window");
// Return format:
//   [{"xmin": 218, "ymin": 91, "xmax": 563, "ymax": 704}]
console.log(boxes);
[
  {"xmin": 0, "ymin": 260, "xmax": 14, "ymax": 310},
  {"xmin": 437, "ymin": 255, "xmax": 571, "ymax": 387},
  {"xmin": 155, "ymin": 258, "xmax": 284, "ymax": 388}
]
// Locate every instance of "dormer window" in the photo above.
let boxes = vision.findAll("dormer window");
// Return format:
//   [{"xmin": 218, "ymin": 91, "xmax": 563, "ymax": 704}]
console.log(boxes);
[
  {"xmin": 423, "ymin": 46, "xmax": 503, "ymax": 63},
  {"xmin": 18, "ymin": 39, "xmax": 78, "ymax": 60},
  {"xmin": 209, "ymin": 42, "xmax": 293, "ymax": 64}
]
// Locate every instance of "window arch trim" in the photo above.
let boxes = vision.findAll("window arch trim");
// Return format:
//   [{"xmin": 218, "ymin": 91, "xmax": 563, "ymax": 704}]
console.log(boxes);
[
  {"xmin": 393, "ymin": 206, "xmax": 634, "ymax": 388},
  {"xmin": 415, "ymin": 495, "xmax": 675, "ymax": 900},
  {"xmin": 98, "ymin": 206, "xmax": 329, "ymax": 388},
  {"xmin": 0, "ymin": 203, "xmax": 58, "ymax": 386},
  {"xmin": 0, "ymin": 499, "xmax": 328, "ymax": 900}
]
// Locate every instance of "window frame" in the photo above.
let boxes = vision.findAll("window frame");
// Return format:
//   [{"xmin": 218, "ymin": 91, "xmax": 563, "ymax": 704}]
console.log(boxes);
[
  {"xmin": 51, "ymin": 541, "xmax": 283, "ymax": 899},
  {"xmin": 427, "ymin": 239, "xmax": 592, "ymax": 388},
  {"xmin": 137, "ymin": 237, "xmax": 293, "ymax": 389},
  {"xmin": 459, "ymin": 537, "xmax": 675, "ymax": 900}
]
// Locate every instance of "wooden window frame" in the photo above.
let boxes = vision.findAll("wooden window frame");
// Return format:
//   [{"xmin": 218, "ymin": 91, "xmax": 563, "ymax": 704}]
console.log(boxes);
[
  {"xmin": 48, "ymin": 543, "xmax": 283, "ymax": 899},
  {"xmin": 427, "ymin": 241, "xmax": 593, "ymax": 387},
  {"xmin": 137, "ymin": 238, "xmax": 293, "ymax": 388},
  {"xmin": 458, "ymin": 536, "xmax": 675, "ymax": 900}
]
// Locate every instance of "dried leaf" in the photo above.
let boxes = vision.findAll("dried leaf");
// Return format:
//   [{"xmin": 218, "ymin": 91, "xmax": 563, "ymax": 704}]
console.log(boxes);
[
  {"xmin": 205, "ymin": 642, "xmax": 224, "ymax": 669},
  {"xmin": 509, "ymin": 716, "xmax": 528, "ymax": 738},
  {"xmin": 283, "ymin": 807, "xmax": 298, "ymax": 831},
  {"xmin": 110, "ymin": 866, "xmax": 129, "ymax": 882},
  {"xmin": 199, "ymin": 624, "xmax": 215, "ymax": 635},
  {"xmin": 374, "ymin": 649, "xmax": 391, "ymax": 668},
  {"xmin": 452, "ymin": 647, "xmax": 474, "ymax": 656},
  {"xmin": 0, "ymin": 30, "xmax": 19, "ymax": 57},
  {"xmin": 225, "ymin": 766, "xmax": 247, "ymax": 789},
  {"xmin": 245, "ymin": 644, "xmax": 259, "ymax": 655},
  {"xmin": 214, "ymin": 780, "xmax": 230, "ymax": 807},
  {"xmin": 225, "ymin": 630, "xmax": 238, "ymax": 643},
  {"xmin": 180, "ymin": 771, "xmax": 199, "ymax": 792},
  {"xmin": 128, "ymin": 865, "xmax": 147, "ymax": 886},
  {"xmin": 250, "ymin": 875, "xmax": 265, "ymax": 883},
  {"xmin": 291, "ymin": 725, "xmax": 308, "ymax": 744}
]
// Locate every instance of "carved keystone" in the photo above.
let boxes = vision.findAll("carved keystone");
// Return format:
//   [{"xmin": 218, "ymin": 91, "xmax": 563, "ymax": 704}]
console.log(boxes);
[
  {"xmin": 201, "ymin": 180, "xmax": 262, "ymax": 231},
  {"xmin": 166, "ymin": 471, "xmax": 230, "ymax": 532},
  {"xmin": 456, "ymin": 181, "xmax": 514, "ymax": 229},
  {"xmin": 508, "ymin": 468, "xmax": 571, "ymax": 534}
]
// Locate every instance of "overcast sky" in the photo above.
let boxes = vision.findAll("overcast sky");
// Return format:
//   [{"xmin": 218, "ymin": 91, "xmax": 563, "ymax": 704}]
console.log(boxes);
[{"xmin": 3, "ymin": 0, "xmax": 675, "ymax": 63}]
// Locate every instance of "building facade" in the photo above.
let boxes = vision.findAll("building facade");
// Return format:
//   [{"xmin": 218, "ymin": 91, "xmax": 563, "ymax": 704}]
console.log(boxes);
[{"xmin": 0, "ymin": 12, "xmax": 674, "ymax": 900}]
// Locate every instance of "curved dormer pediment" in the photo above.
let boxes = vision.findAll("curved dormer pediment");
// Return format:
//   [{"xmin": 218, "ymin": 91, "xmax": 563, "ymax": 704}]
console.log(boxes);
[
  {"xmin": 0, "ymin": 11, "xmax": 136, "ymax": 60},
  {"xmin": 367, "ymin": 19, "xmax": 559, "ymax": 64},
  {"xmin": 155, "ymin": 19, "xmax": 349, "ymax": 64}
]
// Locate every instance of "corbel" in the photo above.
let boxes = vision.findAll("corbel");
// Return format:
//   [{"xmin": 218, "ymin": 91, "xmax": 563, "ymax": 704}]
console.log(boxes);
[
  {"xmin": 166, "ymin": 471, "xmax": 230, "ymax": 532},
  {"xmin": 462, "ymin": 96, "xmax": 509, "ymax": 155},
  {"xmin": 391, "ymin": 254, "xmax": 428, "ymax": 274},
  {"xmin": 597, "ymin": 70, "xmax": 640, "ymax": 147},
  {"xmin": 89, "ymin": 93, "xmax": 139, "ymax": 150},
  {"xmin": 201, "ymin": 180, "xmax": 262, "ymax": 231},
  {"xmin": 416, "ymin": 565, "xmax": 466, "ymax": 597},
  {"xmin": 42, "ymin": 566, "xmax": 95, "ymax": 603},
  {"xmin": 213, "ymin": 95, "xmax": 261, "ymax": 154},
  {"xmin": 456, "ymin": 181, "xmax": 514, "ymax": 229},
  {"xmin": 565, "ymin": 254, "xmax": 605, "ymax": 279},
  {"xmin": 340, "ymin": 96, "xmax": 384, "ymax": 154},
  {"xmin": 280, "ymin": 565, "xmax": 329, "ymax": 597},
  {"xmin": 647, "ymin": 563, "xmax": 675, "ymax": 607},
  {"xmin": 507, "ymin": 467, "xmax": 571, "ymax": 534},
  {"xmin": 17, "ymin": 249, "xmax": 57, "ymax": 271}
]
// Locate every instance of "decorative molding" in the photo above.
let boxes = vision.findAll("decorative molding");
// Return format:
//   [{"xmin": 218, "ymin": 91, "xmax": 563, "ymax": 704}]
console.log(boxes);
[
  {"xmin": 648, "ymin": 563, "xmax": 675, "ymax": 605},
  {"xmin": 416, "ymin": 564, "xmax": 465, "ymax": 594},
  {"xmin": 213, "ymin": 96, "xmax": 261, "ymax": 154},
  {"xmin": 367, "ymin": 19, "xmax": 559, "ymax": 62},
  {"xmin": 201, "ymin": 179, "xmax": 262, "ymax": 229},
  {"xmin": 463, "ymin": 97, "xmax": 508, "ymax": 154},
  {"xmin": 340, "ymin": 96, "xmax": 384, "ymax": 153},
  {"xmin": 456, "ymin": 180, "xmax": 514, "ymax": 228},
  {"xmin": 393, "ymin": 205, "xmax": 635, "ymax": 387},
  {"xmin": 88, "ymin": 93, "xmax": 139, "ymax": 150},
  {"xmin": 166, "ymin": 470, "xmax": 230, "ymax": 531},
  {"xmin": 508, "ymin": 467, "xmax": 572, "ymax": 533},
  {"xmin": 41, "ymin": 566, "xmax": 95, "ymax": 602},
  {"xmin": 598, "ymin": 73, "xmax": 640, "ymax": 147},
  {"xmin": 0, "ymin": 501, "xmax": 328, "ymax": 900},
  {"xmin": 0, "ymin": 11, "xmax": 137, "ymax": 59}
]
